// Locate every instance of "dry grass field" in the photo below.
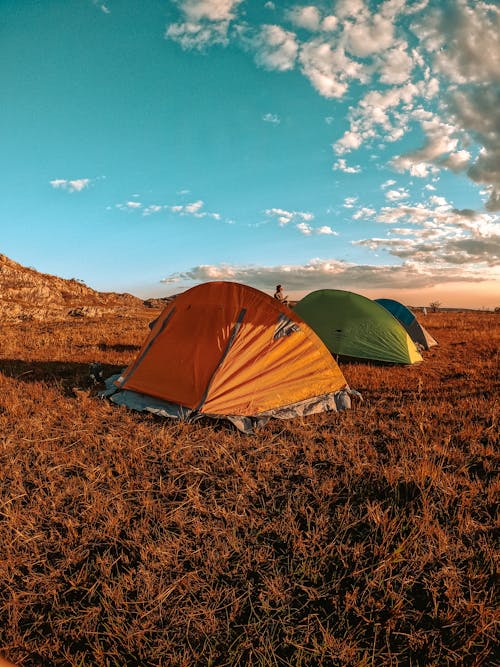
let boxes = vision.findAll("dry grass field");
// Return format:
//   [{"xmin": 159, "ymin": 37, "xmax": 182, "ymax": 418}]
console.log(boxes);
[{"xmin": 0, "ymin": 310, "xmax": 498, "ymax": 666}]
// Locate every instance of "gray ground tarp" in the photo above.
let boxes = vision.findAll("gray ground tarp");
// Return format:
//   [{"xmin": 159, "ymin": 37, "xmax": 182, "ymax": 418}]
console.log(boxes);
[{"xmin": 100, "ymin": 374, "xmax": 356, "ymax": 434}]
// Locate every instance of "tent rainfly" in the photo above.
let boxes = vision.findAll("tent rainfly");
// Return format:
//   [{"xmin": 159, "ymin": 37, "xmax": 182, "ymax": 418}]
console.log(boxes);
[
  {"xmin": 102, "ymin": 282, "xmax": 352, "ymax": 433},
  {"xmin": 294, "ymin": 289, "xmax": 423, "ymax": 365},
  {"xmin": 375, "ymin": 298, "xmax": 438, "ymax": 350}
]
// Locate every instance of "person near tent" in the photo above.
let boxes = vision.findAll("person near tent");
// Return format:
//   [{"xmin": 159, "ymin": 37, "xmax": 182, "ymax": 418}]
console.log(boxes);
[{"xmin": 274, "ymin": 284, "xmax": 288, "ymax": 305}]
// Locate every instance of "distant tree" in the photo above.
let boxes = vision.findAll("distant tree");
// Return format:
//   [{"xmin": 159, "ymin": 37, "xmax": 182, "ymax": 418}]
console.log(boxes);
[
  {"xmin": 429, "ymin": 301, "xmax": 441, "ymax": 312},
  {"xmin": 495, "ymin": 306, "xmax": 500, "ymax": 313}
]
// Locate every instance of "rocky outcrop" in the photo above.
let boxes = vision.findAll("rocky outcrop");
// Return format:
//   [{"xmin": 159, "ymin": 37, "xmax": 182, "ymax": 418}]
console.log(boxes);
[
  {"xmin": 143, "ymin": 296, "xmax": 176, "ymax": 309},
  {"xmin": 0, "ymin": 253, "xmax": 150, "ymax": 322}
]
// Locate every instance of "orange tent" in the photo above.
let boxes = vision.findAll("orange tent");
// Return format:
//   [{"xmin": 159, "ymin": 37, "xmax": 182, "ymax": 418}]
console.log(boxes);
[{"xmin": 104, "ymin": 282, "xmax": 349, "ymax": 432}]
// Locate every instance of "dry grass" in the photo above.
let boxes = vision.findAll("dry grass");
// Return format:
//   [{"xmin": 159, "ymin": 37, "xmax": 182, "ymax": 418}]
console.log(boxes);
[{"xmin": 0, "ymin": 311, "xmax": 498, "ymax": 666}]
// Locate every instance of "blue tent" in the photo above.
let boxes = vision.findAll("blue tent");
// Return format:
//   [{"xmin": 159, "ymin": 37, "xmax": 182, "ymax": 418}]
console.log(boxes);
[{"xmin": 375, "ymin": 299, "xmax": 437, "ymax": 350}]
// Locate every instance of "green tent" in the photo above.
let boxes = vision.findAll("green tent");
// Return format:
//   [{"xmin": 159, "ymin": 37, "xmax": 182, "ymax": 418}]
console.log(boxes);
[{"xmin": 294, "ymin": 290, "xmax": 423, "ymax": 364}]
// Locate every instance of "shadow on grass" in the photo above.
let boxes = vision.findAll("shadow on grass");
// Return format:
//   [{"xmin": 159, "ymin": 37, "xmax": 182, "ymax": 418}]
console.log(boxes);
[{"xmin": 0, "ymin": 358, "xmax": 122, "ymax": 392}]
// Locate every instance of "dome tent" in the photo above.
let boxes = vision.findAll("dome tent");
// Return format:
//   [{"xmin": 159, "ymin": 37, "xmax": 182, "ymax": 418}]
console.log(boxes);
[
  {"xmin": 375, "ymin": 298, "xmax": 438, "ymax": 350},
  {"xmin": 294, "ymin": 289, "xmax": 423, "ymax": 365},
  {"xmin": 102, "ymin": 282, "xmax": 351, "ymax": 433}
]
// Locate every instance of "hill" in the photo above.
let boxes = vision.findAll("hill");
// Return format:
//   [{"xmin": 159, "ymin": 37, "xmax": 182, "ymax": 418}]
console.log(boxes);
[{"xmin": 0, "ymin": 253, "xmax": 148, "ymax": 322}]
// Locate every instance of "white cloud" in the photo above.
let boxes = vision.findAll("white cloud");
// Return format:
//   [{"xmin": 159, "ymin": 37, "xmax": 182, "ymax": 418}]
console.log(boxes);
[
  {"xmin": 262, "ymin": 112, "xmax": 280, "ymax": 124},
  {"xmin": 343, "ymin": 196, "xmax": 358, "ymax": 209},
  {"xmin": 165, "ymin": 0, "xmax": 243, "ymax": 49},
  {"xmin": 352, "ymin": 207, "xmax": 376, "ymax": 220},
  {"xmin": 265, "ymin": 207, "xmax": 314, "ymax": 226},
  {"xmin": 296, "ymin": 221, "xmax": 313, "ymax": 235},
  {"xmin": 377, "ymin": 42, "xmax": 414, "ymax": 85},
  {"xmin": 251, "ymin": 24, "xmax": 298, "ymax": 71},
  {"xmin": 50, "ymin": 178, "xmax": 91, "ymax": 192},
  {"xmin": 299, "ymin": 39, "xmax": 365, "ymax": 99},
  {"xmin": 333, "ymin": 159, "xmax": 361, "ymax": 174},
  {"xmin": 385, "ymin": 188, "xmax": 409, "ymax": 201},
  {"xmin": 143, "ymin": 205, "xmax": 164, "ymax": 216},
  {"xmin": 340, "ymin": 0, "xmax": 406, "ymax": 58},
  {"xmin": 287, "ymin": 6, "xmax": 322, "ymax": 32},
  {"xmin": 166, "ymin": 20, "xmax": 230, "ymax": 49},
  {"xmin": 333, "ymin": 81, "xmax": 437, "ymax": 155},
  {"xmin": 392, "ymin": 116, "xmax": 463, "ymax": 177},
  {"xmin": 335, "ymin": 0, "xmax": 368, "ymax": 21},
  {"xmin": 317, "ymin": 225, "xmax": 338, "ymax": 235},
  {"xmin": 428, "ymin": 195, "xmax": 449, "ymax": 208},
  {"xmin": 321, "ymin": 16, "xmax": 338, "ymax": 32},
  {"xmin": 441, "ymin": 149, "xmax": 471, "ymax": 172},
  {"xmin": 381, "ymin": 179, "xmax": 397, "ymax": 189},
  {"xmin": 185, "ymin": 200, "xmax": 204, "ymax": 213},
  {"xmin": 126, "ymin": 201, "xmax": 142, "ymax": 208},
  {"xmin": 334, "ymin": 131, "xmax": 363, "ymax": 154},
  {"xmin": 167, "ymin": 199, "xmax": 210, "ymax": 217},
  {"xmin": 178, "ymin": 0, "xmax": 242, "ymax": 22}
]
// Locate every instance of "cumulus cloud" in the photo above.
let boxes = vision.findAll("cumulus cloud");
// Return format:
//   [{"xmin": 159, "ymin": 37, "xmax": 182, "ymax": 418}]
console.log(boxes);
[
  {"xmin": 333, "ymin": 80, "xmax": 439, "ymax": 155},
  {"xmin": 168, "ymin": 199, "xmax": 221, "ymax": 218},
  {"xmin": 143, "ymin": 204, "xmax": 164, "ymax": 215},
  {"xmin": 287, "ymin": 5, "xmax": 322, "ymax": 31},
  {"xmin": 344, "ymin": 12, "xmax": 395, "ymax": 57},
  {"xmin": 161, "ymin": 257, "xmax": 485, "ymax": 291},
  {"xmin": 50, "ymin": 178, "xmax": 91, "ymax": 192},
  {"xmin": 165, "ymin": 0, "xmax": 243, "ymax": 49},
  {"xmin": 296, "ymin": 221, "xmax": 313, "ymax": 235},
  {"xmin": 299, "ymin": 39, "xmax": 365, "ymax": 99},
  {"xmin": 250, "ymin": 24, "xmax": 298, "ymax": 71},
  {"xmin": 265, "ymin": 208, "xmax": 337, "ymax": 235},
  {"xmin": 376, "ymin": 42, "xmax": 414, "ymax": 85},
  {"xmin": 166, "ymin": 21, "xmax": 231, "ymax": 49},
  {"xmin": 391, "ymin": 115, "xmax": 464, "ymax": 177},
  {"xmin": 343, "ymin": 197, "xmax": 358, "ymax": 208},
  {"xmin": 385, "ymin": 188, "xmax": 409, "ymax": 201},
  {"xmin": 317, "ymin": 225, "xmax": 338, "ymax": 235},
  {"xmin": 352, "ymin": 207, "xmax": 376, "ymax": 220},
  {"xmin": 265, "ymin": 207, "xmax": 314, "ymax": 226},
  {"xmin": 333, "ymin": 159, "xmax": 361, "ymax": 174},
  {"xmin": 185, "ymin": 0, "xmax": 242, "ymax": 21},
  {"xmin": 321, "ymin": 15, "xmax": 338, "ymax": 32}
]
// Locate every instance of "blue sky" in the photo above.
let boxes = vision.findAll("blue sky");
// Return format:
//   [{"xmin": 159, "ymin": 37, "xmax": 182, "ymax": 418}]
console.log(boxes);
[{"xmin": 1, "ymin": 0, "xmax": 499, "ymax": 307}]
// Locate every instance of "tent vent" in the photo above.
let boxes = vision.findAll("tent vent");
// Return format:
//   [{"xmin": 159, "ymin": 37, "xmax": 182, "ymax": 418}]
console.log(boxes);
[{"xmin": 274, "ymin": 314, "xmax": 300, "ymax": 340}]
